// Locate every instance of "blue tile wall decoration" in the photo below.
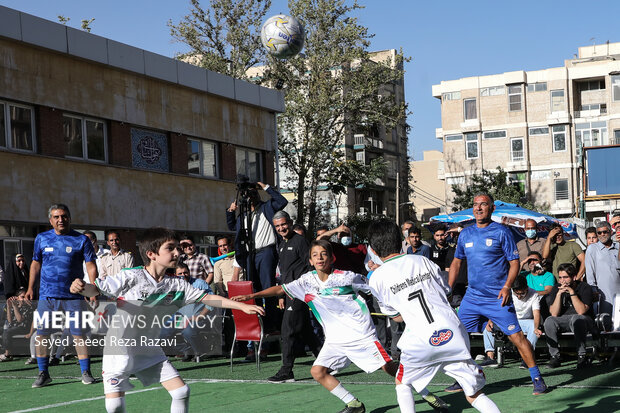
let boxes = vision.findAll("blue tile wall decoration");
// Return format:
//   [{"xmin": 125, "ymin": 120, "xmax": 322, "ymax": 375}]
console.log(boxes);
[{"xmin": 131, "ymin": 128, "xmax": 169, "ymax": 172}]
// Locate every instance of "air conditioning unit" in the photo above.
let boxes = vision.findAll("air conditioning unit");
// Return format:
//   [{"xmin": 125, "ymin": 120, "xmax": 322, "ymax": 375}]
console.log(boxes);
[{"xmin": 593, "ymin": 216, "xmax": 607, "ymax": 226}]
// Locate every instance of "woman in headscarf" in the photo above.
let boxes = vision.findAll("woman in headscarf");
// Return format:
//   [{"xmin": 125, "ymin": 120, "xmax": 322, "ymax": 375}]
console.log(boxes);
[{"xmin": 4, "ymin": 254, "xmax": 35, "ymax": 300}]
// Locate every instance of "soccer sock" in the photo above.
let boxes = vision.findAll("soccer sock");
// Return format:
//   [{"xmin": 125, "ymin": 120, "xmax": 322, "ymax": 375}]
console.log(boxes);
[
  {"xmin": 78, "ymin": 358, "xmax": 91, "ymax": 373},
  {"xmin": 330, "ymin": 383, "xmax": 355, "ymax": 404},
  {"xmin": 169, "ymin": 384, "xmax": 190, "ymax": 413},
  {"xmin": 36, "ymin": 356, "xmax": 49, "ymax": 372},
  {"xmin": 395, "ymin": 384, "xmax": 416, "ymax": 413},
  {"xmin": 418, "ymin": 387, "xmax": 429, "ymax": 397},
  {"xmin": 528, "ymin": 365, "xmax": 542, "ymax": 381},
  {"xmin": 105, "ymin": 397, "xmax": 126, "ymax": 413},
  {"xmin": 471, "ymin": 393, "xmax": 501, "ymax": 413}
]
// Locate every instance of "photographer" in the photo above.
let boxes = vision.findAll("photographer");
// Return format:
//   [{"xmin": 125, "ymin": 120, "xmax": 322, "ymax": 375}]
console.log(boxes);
[
  {"xmin": 226, "ymin": 180, "xmax": 287, "ymax": 333},
  {"xmin": 521, "ymin": 251, "xmax": 555, "ymax": 296}
]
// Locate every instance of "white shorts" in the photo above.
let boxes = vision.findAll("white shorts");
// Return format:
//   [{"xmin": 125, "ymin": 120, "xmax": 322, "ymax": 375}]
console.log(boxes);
[
  {"xmin": 313, "ymin": 337, "xmax": 392, "ymax": 373},
  {"xmin": 396, "ymin": 359, "xmax": 485, "ymax": 397},
  {"xmin": 103, "ymin": 359, "xmax": 180, "ymax": 394}
]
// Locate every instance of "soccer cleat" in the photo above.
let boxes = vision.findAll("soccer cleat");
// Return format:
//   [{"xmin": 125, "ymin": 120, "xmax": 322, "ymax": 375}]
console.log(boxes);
[
  {"xmin": 519, "ymin": 360, "xmax": 527, "ymax": 369},
  {"xmin": 267, "ymin": 370, "xmax": 295, "ymax": 383},
  {"xmin": 532, "ymin": 377, "xmax": 547, "ymax": 395},
  {"xmin": 546, "ymin": 356, "xmax": 561, "ymax": 369},
  {"xmin": 423, "ymin": 393, "xmax": 449, "ymax": 412},
  {"xmin": 478, "ymin": 357, "xmax": 498, "ymax": 368},
  {"xmin": 337, "ymin": 401, "xmax": 365, "ymax": 413},
  {"xmin": 48, "ymin": 357, "xmax": 60, "ymax": 366},
  {"xmin": 25, "ymin": 357, "xmax": 36, "ymax": 365},
  {"xmin": 576, "ymin": 355, "xmax": 591, "ymax": 370},
  {"xmin": 81, "ymin": 369, "xmax": 96, "ymax": 384},
  {"xmin": 444, "ymin": 382, "xmax": 463, "ymax": 393},
  {"xmin": 32, "ymin": 371, "xmax": 52, "ymax": 388}
]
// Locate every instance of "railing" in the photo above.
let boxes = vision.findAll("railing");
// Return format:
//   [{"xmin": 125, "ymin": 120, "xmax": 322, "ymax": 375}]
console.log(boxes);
[
  {"xmin": 353, "ymin": 134, "xmax": 383, "ymax": 149},
  {"xmin": 511, "ymin": 150, "xmax": 524, "ymax": 161}
]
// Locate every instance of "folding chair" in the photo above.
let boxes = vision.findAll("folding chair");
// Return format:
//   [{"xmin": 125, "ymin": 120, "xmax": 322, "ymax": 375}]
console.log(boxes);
[{"xmin": 227, "ymin": 281, "xmax": 263, "ymax": 372}]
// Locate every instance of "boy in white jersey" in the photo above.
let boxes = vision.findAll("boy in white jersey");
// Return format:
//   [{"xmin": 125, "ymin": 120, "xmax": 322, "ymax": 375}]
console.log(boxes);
[
  {"xmin": 233, "ymin": 240, "xmax": 397, "ymax": 413},
  {"xmin": 70, "ymin": 227, "xmax": 264, "ymax": 413},
  {"xmin": 367, "ymin": 220, "xmax": 501, "ymax": 413}
]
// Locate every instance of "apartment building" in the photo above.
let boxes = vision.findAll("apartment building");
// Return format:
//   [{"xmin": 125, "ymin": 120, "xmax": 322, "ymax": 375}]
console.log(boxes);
[
  {"xmin": 432, "ymin": 42, "xmax": 620, "ymax": 219},
  {"xmin": 0, "ymin": 6, "xmax": 283, "ymax": 268},
  {"xmin": 410, "ymin": 150, "xmax": 446, "ymax": 221}
]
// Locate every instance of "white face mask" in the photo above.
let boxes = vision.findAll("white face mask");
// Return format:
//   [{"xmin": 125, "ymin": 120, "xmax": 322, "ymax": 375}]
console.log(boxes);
[{"xmin": 340, "ymin": 236, "xmax": 352, "ymax": 246}]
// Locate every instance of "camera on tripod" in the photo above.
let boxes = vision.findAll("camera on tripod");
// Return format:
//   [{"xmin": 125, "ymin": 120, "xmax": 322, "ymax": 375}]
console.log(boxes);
[{"xmin": 236, "ymin": 174, "xmax": 258, "ymax": 199}]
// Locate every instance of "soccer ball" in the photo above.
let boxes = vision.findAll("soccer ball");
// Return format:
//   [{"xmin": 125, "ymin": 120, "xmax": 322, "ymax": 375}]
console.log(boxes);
[{"xmin": 260, "ymin": 14, "xmax": 305, "ymax": 59}]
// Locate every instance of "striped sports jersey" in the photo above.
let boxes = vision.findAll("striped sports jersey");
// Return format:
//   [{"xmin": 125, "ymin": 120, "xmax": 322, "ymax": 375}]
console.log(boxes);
[
  {"xmin": 33, "ymin": 229, "xmax": 96, "ymax": 299},
  {"xmin": 282, "ymin": 269, "xmax": 375, "ymax": 344}
]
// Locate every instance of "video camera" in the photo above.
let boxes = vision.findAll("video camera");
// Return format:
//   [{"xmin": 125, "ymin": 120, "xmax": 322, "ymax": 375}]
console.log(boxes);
[{"xmin": 236, "ymin": 174, "xmax": 258, "ymax": 196}]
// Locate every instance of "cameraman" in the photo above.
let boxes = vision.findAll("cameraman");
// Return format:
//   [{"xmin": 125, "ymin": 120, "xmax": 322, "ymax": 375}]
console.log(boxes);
[
  {"xmin": 226, "ymin": 181, "xmax": 287, "ymax": 332},
  {"xmin": 521, "ymin": 251, "xmax": 555, "ymax": 296}
]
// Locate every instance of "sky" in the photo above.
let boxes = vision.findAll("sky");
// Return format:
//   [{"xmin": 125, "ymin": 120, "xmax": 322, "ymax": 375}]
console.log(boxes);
[{"xmin": 3, "ymin": 0, "xmax": 620, "ymax": 160}]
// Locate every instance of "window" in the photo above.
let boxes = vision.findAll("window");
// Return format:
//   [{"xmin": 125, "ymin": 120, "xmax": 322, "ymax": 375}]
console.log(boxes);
[
  {"xmin": 445, "ymin": 134, "xmax": 462, "ymax": 142},
  {"xmin": 446, "ymin": 176, "xmax": 465, "ymax": 185},
  {"xmin": 480, "ymin": 86, "xmax": 505, "ymax": 96},
  {"xmin": 355, "ymin": 150, "xmax": 365, "ymax": 163},
  {"xmin": 552, "ymin": 125, "xmax": 566, "ymax": 152},
  {"xmin": 550, "ymin": 90, "xmax": 565, "ymax": 112},
  {"xmin": 508, "ymin": 172, "xmax": 526, "ymax": 193},
  {"xmin": 529, "ymin": 127, "xmax": 549, "ymax": 135},
  {"xmin": 0, "ymin": 101, "xmax": 35, "ymax": 151},
  {"xmin": 527, "ymin": 82, "xmax": 547, "ymax": 92},
  {"xmin": 442, "ymin": 91, "xmax": 461, "ymax": 101},
  {"xmin": 63, "ymin": 115, "xmax": 107, "ymax": 162},
  {"xmin": 464, "ymin": 98, "xmax": 477, "ymax": 120},
  {"xmin": 613, "ymin": 129, "xmax": 620, "ymax": 145},
  {"xmin": 613, "ymin": 75, "xmax": 620, "ymax": 101},
  {"xmin": 577, "ymin": 79, "xmax": 605, "ymax": 91},
  {"xmin": 508, "ymin": 85, "xmax": 523, "ymax": 111},
  {"xmin": 188, "ymin": 139, "xmax": 217, "ymax": 177},
  {"xmin": 554, "ymin": 179, "xmax": 569, "ymax": 201},
  {"xmin": 482, "ymin": 130, "xmax": 506, "ymax": 139},
  {"xmin": 580, "ymin": 103, "xmax": 606, "ymax": 112},
  {"xmin": 510, "ymin": 138, "xmax": 524, "ymax": 161},
  {"xmin": 236, "ymin": 148, "xmax": 262, "ymax": 182},
  {"xmin": 575, "ymin": 121, "xmax": 607, "ymax": 152},
  {"xmin": 465, "ymin": 133, "xmax": 479, "ymax": 159}
]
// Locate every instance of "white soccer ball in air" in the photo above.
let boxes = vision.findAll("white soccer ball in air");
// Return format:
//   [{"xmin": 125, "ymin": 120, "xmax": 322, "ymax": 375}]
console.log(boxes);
[{"xmin": 260, "ymin": 14, "xmax": 305, "ymax": 59}]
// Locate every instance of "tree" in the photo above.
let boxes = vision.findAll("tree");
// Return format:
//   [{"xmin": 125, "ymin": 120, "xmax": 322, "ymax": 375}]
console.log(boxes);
[
  {"xmin": 450, "ymin": 167, "xmax": 547, "ymax": 212},
  {"xmin": 170, "ymin": 0, "xmax": 409, "ymax": 234},
  {"xmin": 168, "ymin": 0, "xmax": 271, "ymax": 80}
]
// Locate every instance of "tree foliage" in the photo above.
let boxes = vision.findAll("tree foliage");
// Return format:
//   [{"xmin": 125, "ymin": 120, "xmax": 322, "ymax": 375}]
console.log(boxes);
[
  {"xmin": 170, "ymin": 0, "xmax": 409, "ymax": 234},
  {"xmin": 168, "ymin": 0, "xmax": 271, "ymax": 79},
  {"xmin": 450, "ymin": 167, "xmax": 547, "ymax": 213}
]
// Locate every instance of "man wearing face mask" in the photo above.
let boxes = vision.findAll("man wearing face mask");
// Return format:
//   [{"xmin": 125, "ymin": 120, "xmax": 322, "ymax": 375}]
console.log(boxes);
[
  {"xmin": 317, "ymin": 224, "xmax": 367, "ymax": 275},
  {"xmin": 516, "ymin": 219, "xmax": 547, "ymax": 271}
]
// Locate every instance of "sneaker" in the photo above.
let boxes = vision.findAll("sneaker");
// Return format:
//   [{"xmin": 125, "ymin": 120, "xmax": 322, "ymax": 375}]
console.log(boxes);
[
  {"xmin": 474, "ymin": 354, "xmax": 487, "ymax": 361},
  {"xmin": 338, "ymin": 401, "xmax": 365, "ymax": 413},
  {"xmin": 576, "ymin": 355, "xmax": 590, "ymax": 370},
  {"xmin": 444, "ymin": 382, "xmax": 463, "ymax": 393},
  {"xmin": 0, "ymin": 354, "xmax": 13, "ymax": 362},
  {"xmin": 478, "ymin": 357, "xmax": 498, "ymax": 368},
  {"xmin": 267, "ymin": 370, "xmax": 295, "ymax": 383},
  {"xmin": 181, "ymin": 355, "xmax": 194, "ymax": 362},
  {"xmin": 48, "ymin": 357, "xmax": 60, "ymax": 366},
  {"xmin": 423, "ymin": 393, "xmax": 449, "ymax": 412},
  {"xmin": 32, "ymin": 371, "xmax": 52, "ymax": 388},
  {"xmin": 81, "ymin": 370, "xmax": 96, "ymax": 385},
  {"xmin": 532, "ymin": 376, "xmax": 547, "ymax": 395},
  {"xmin": 25, "ymin": 357, "xmax": 36, "ymax": 365},
  {"xmin": 519, "ymin": 360, "xmax": 527, "ymax": 369},
  {"xmin": 546, "ymin": 356, "xmax": 561, "ymax": 369}
]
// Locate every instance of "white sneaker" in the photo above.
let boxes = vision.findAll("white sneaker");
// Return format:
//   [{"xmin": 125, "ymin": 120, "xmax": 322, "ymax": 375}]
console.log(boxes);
[{"xmin": 475, "ymin": 354, "xmax": 486, "ymax": 361}]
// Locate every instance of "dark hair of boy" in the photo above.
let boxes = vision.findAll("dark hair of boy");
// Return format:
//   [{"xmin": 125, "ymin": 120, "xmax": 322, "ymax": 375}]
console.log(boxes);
[
  {"xmin": 368, "ymin": 219, "xmax": 402, "ymax": 258},
  {"xmin": 407, "ymin": 226, "xmax": 421, "ymax": 236},
  {"xmin": 175, "ymin": 262, "xmax": 190, "ymax": 271},
  {"xmin": 216, "ymin": 234, "xmax": 232, "ymax": 244},
  {"xmin": 511, "ymin": 274, "xmax": 528, "ymax": 291},
  {"xmin": 584, "ymin": 226, "xmax": 596, "ymax": 236},
  {"xmin": 309, "ymin": 239, "xmax": 334, "ymax": 258},
  {"xmin": 557, "ymin": 262, "xmax": 577, "ymax": 278},
  {"xmin": 138, "ymin": 227, "xmax": 179, "ymax": 265}
]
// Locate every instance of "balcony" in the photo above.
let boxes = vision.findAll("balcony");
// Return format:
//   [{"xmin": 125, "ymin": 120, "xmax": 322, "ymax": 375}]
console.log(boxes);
[
  {"xmin": 354, "ymin": 134, "xmax": 384, "ymax": 150},
  {"xmin": 574, "ymin": 106, "xmax": 607, "ymax": 119}
]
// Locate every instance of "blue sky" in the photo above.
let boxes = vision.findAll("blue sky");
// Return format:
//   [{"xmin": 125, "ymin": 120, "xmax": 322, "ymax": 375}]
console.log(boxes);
[{"xmin": 3, "ymin": 0, "xmax": 620, "ymax": 159}]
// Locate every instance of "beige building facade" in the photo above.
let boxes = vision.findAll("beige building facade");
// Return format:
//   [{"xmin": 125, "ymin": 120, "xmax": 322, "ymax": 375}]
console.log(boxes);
[
  {"xmin": 0, "ymin": 6, "xmax": 283, "ymax": 267},
  {"xmin": 433, "ymin": 42, "xmax": 620, "ymax": 219},
  {"xmin": 410, "ymin": 150, "xmax": 446, "ymax": 221}
]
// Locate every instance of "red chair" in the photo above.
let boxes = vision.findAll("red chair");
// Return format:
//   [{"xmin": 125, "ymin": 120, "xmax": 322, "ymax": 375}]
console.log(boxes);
[{"xmin": 227, "ymin": 281, "xmax": 263, "ymax": 372}]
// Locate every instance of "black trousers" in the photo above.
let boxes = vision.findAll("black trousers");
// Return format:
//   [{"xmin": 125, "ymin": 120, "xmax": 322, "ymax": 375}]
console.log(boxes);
[{"xmin": 280, "ymin": 297, "xmax": 322, "ymax": 373}]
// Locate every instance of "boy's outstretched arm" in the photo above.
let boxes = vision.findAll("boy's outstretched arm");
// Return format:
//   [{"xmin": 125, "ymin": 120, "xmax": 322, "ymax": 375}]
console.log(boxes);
[
  {"xmin": 201, "ymin": 294, "xmax": 265, "ymax": 315},
  {"xmin": 230, "ymin": 285, "xmax": 285, "ymax": 302},
  {"xmin": 70, "ymin": 278, "xmax": 100, "ymax": 297}
]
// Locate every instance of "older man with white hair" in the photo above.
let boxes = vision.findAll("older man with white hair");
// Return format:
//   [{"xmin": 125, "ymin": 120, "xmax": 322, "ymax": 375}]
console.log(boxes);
[{"xmin": 585, "ymin": 221, "xmax": 620, "ymax": 315}]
